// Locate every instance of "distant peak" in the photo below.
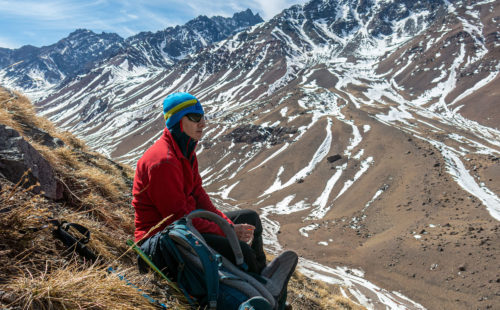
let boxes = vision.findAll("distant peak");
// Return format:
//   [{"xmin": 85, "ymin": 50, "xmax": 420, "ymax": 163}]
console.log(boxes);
[
  {"xmin": 233, "ymin": 8, "xmax": 253, "ymax": 17},
  {"xmin": 69, "ymin": 29, "xmax": 94, "ymax": 36},
  {"xmin": 233, "ymin": 8, "xmax": 263, "ymax": 23},
  {"xmin": 64, "ymin": 29, "xmax": 123, "ymax": 43},
  {"xmin": 193, "ymin": 15, "xmax": 210, "ymax": 21}
]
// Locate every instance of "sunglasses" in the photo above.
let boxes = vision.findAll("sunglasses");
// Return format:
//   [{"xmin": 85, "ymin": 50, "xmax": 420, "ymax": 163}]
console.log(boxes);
[{"xmin": 185, "ymin": 113, "xmax": 204, "ymax": 123}]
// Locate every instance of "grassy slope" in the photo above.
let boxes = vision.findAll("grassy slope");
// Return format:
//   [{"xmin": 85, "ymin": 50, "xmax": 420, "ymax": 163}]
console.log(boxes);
[{"xmin": 0, "ymin": 87, "xmax": 363, "ymax": 310}]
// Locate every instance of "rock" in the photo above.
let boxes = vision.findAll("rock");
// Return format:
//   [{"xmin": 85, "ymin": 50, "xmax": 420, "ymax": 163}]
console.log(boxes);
[
  {"xmin": 327, "ymin": 154, "xmax": 341, "ymax": 163},
  {"xmin": 0, "ymin": 124, "xmax": 63, "ymax": 199},
  {"xmin": 223, "ymin": 124, "xmax": 297, "ymax": 144},
  {"xmin": 200, "ymin": 141, "xmax": 212, "ymax": 149},
  {"xmin": 23, "ymin": 124, "xmax": 65, "ymax": 148},
  {"xmin": 458, "ymin": 264, "xmax": 466, "ymax": 271},
  {"xmin": 0, "ymin": 290, "xmax": 15, "ymax": 303}
]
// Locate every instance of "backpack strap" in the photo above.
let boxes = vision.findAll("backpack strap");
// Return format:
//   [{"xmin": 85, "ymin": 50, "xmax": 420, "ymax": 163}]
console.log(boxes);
[{"xmin": 186, "ymin": 210, "xmax": 246, "ymax": 268}]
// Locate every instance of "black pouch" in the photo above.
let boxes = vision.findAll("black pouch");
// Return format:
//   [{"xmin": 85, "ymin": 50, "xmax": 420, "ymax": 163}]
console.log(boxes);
[{"xmin": 52, "ymin": 220, "xmax": 97, "ymax": 262}]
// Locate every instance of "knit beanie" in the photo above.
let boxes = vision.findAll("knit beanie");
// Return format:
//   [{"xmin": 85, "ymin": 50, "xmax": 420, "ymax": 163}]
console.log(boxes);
[{"xmin": 163, "ymin": 92, "xmax": 204, "ymax": 129}]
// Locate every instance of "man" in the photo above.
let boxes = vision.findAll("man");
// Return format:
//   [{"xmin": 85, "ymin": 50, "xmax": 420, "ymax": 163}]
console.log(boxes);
[{"xmin": 132, "ymin": 92, "xmax": 266, "ymax": 273}]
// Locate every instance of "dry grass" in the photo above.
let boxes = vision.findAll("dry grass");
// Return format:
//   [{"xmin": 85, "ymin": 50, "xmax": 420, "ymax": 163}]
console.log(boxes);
[
  {"xmin": 0, "ymin": 176, "xmax": 53, "ymax": 259},
  {"xmin": 0, "ymin": 88, "xmax": 77, "ymax": 149},
  {"xmin": 6, "ymin": 265, "xmax": 159, "ymax": 310},
  {"xmin": 0, "ymin": 173, "xmax": 186, "ymax": 309},
  {"xmin": 0, "ymin": 88, "xmax": 43, "ymax": 133},
  {"xmin": 287, "ymin": 272, "xmax": 365, "ymax": 309}
]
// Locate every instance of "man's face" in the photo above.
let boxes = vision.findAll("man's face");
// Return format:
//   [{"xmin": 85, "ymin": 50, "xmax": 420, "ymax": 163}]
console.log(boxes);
[{"xmin": 181, "ymin": 114, "xmax": 206, "ymax": 141}]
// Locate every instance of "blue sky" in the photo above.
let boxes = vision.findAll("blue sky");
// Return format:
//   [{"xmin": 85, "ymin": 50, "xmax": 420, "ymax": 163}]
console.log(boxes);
[{"xmin": 0, "ymin": 0, "xmax": 308, "ymax": 49}]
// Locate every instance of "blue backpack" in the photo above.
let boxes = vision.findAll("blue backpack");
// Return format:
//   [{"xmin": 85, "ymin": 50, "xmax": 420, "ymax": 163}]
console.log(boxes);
[{"xmin": 140, "ymin": 210, "xmax": 298, "ymax": 310}]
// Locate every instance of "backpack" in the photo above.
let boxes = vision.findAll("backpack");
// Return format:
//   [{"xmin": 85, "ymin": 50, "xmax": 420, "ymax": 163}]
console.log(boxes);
[{"xmin": 140, "ymin": 210, "xmax": 298, "ymax": 310}]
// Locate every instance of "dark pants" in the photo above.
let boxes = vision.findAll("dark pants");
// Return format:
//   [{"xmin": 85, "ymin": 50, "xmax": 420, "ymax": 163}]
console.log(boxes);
[
  {"xmin": 139, "ymin": 209, "xmax": 266, "ymax": 275},
  {"xmin": 203, "ymin": 209, "xmax": 266, "ymax": 273}
]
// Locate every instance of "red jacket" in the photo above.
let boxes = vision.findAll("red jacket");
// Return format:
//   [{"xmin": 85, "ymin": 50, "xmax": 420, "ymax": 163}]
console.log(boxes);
[{"xmin": 132, "ymin": 128, "xmax": 233, "ymax": 242}]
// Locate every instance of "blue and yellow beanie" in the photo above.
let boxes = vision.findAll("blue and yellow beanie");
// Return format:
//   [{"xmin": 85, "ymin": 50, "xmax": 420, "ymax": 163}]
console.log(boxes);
[{"xmin": 163, "ymin": 92, "xmax": 204, "ymax": 130}]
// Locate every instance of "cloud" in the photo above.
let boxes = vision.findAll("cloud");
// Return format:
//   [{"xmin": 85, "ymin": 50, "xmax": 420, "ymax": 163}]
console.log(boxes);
[
  {"xmin": 120, "ymin": 26, "xmax": 138, "ymax": 37},
  {"xmin": 252, "ymin": 0, "xmax": 308, "ymax": 19},
  {"xmin": 252, "ymin": 0, "xmax": 288, "ymax": 20},
  {"xmin": 0, "ymin": 0, "xmax": 100, "ymax": 21}
]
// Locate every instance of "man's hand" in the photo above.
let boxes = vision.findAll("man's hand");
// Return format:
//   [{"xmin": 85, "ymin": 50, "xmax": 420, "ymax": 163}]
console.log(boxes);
[{"xmin": 234, "ymin": 223, "xmax": 255, "ymax": 244}]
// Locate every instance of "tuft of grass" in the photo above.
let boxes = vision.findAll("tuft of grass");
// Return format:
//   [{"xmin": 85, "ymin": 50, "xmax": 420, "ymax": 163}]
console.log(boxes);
[
  {"xmin": 0, "ymin": 87, "xmax": 87, "ymax": 152},
  {"xmin": 6, "ymin": 264, "xmax": 161, "ymax": 310},
  {"xmin": 0, "ymin": 173, "xmax": 52, "ymax": 246},
  {"xmin": 0, "ymin": 88, "xmax": 40, "ymax": 132},
  {"xmin": 287, "ymin": 272, "xmax": 365, "ymax": 310},
  {"xmin": 77, "ymin": 167, "xmax": 123, "ymax": 201},
  {"xmin": 51, "ymin": 146, "xmax": 84, "ymax": 170}
]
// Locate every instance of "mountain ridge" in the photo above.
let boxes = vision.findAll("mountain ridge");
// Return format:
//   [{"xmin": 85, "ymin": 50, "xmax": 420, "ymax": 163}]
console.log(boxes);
[{"xmin": 0, "ymin": 9, "xmax": 263, "ymax": 99}]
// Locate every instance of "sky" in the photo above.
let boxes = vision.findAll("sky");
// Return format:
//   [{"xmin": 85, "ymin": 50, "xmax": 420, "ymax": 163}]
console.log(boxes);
[{"xmin": 0, "ymin": 0, "xmax": 308, "ymax": 49}]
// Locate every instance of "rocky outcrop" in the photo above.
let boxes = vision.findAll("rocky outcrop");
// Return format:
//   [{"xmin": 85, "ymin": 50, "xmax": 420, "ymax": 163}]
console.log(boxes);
[
  {"xmin": 327, "ymin": 154, "xmax": 341, "ymax": 163},
  {"xmin": 223, "ymin": 124, "xmax": 297, "ymax": 145},
  {"xmin": 23, "ymin": 124, "xmax": 65, "ymax": 148},
  {"xmin": 0, "ymin": 124, "xmax": 62, "ymax": 199}
]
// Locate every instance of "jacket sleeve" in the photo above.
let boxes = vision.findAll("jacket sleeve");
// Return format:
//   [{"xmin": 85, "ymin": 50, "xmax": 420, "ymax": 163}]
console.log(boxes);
[
  {"xmin": 147, "ymin": 160, "xmax": 228, "ymax": 236},
  {"xmin": 191, "ymin": 157, "xmax": 234, "ymax": 226}
]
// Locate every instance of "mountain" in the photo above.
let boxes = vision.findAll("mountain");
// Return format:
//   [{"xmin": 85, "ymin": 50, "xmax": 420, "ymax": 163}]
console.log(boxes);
[
  {"xmin": 0, "ymin": 30, "xmax": 126, "ymax": 96},
  {"xmin": 0, "ymin": 9, "xmax": 263, "ymax": 100},
  {"xmin": 3, "ymin": 0, "xmax": 500, "ymax": 309},
  {"xmin": 126, "ymin": 9, "xmax": 264, "ymax": 65}
]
